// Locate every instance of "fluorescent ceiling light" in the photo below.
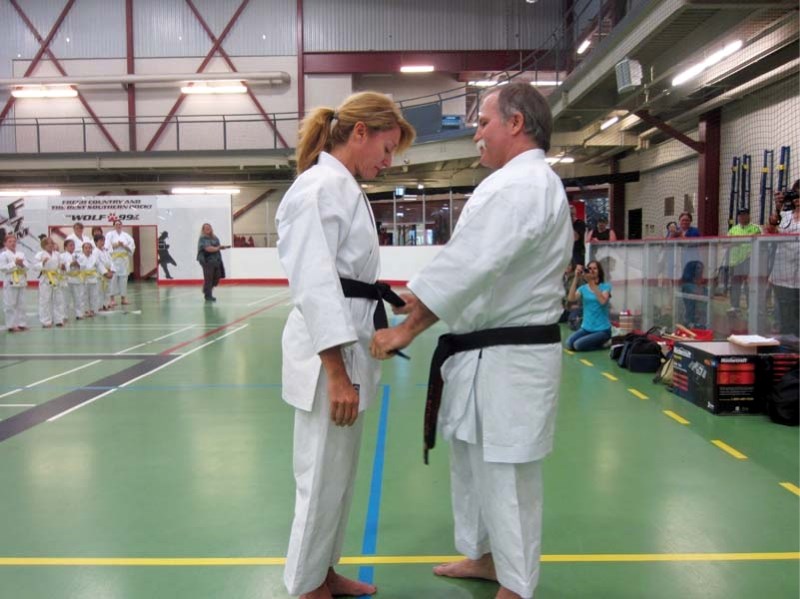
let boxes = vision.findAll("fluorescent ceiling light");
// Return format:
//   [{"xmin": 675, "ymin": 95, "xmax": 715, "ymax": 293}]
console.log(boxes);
[
  {"xmin": 672, "ymin": 39, "xmax": 742, "ymax": 86},
  {"xmin": 577, "ymin": 39, "xmax": 591, "ymax": 55},
  {"xmin": 181, "ymin": 82, "xmax": 247, "ymax": 95},
  {"xmin": 417, "ymin": 183, "xmax": 425, "ymax": 190},
  {"xmin": 600, "ymin": 116, "xmax": 620, "ymax": 130},
  {"xmin": 546, "ymin": 156, "xmax": 575, "ymax": 165},
  {"xmin": 171, "ymin": 187, "xmax": 241, "ymax": 195},
  {"xmin": 400, "ymin": 65, "xmax": 434, "ymax": 73},
  {"xmin": 530, "ymin": 80, "xmax": 561, "ymax": 87},
  {"xmin": 11, "ymin": 86, "xmax": 77, "ymax": 98},
  {"xmin": 468, "ymin": 80, "xmax": 508, "ymax": 88},
  {"xmin": 0, "ymin": 189, "xmax": 61, "ymax": 196}
]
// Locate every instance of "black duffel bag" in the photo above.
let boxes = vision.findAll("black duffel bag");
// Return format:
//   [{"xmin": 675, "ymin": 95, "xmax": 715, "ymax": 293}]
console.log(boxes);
[{"xmin": 616, "ymin": 327, "xmax": 663, "ymax": 372}]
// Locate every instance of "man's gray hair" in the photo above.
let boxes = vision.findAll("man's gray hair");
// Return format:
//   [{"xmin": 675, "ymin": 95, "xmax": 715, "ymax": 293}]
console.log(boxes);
[{"xmin": 486, "ymin": 82, "xmax": 552, "ymax": 153}]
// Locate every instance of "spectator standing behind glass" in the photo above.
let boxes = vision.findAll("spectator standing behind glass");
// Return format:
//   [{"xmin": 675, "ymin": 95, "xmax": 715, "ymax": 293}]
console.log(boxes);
[
  {"xmin": 570, "ymin": 204, "xmax": 586, "ymax": 266},
  {"xmin": 565, "ymin": 261, "xmax": 612, "ymax": 351},
  {"xmin": 677, "ymin": 212, "xmax": 700, "ymax": 238},
  {"xmin": 769, "ymin": 180, "xmax": 800, "ymax": 335},
  {"xmin": 196, "ymin": 223, "xmax": 230, "ymax": 302},
  {"xmin": 586, "ymin": 215, "xmax": 617, "ymax": 242},
  {"xmin": 681, "ymin": 260, "xmax": 706, "ymax": 328},
  {"xmin": 726, "ymin": 208, "xmax": 761, "ymax": 313}
]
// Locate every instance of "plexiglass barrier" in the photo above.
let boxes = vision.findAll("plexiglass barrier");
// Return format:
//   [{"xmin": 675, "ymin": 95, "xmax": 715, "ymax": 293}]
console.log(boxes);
[{"xmin": 587, "ymin": 234, "xmax": 800, "ymax": 338}]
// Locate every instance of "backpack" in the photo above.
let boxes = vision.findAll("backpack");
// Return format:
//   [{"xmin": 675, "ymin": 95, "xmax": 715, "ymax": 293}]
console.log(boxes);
[
  {"xmin": 766, "ymin": 367, "xmax": 799, "ymax": 426},
  {"xmin": 617, "ymin": 328, "xmax": 663, "ymax": 372}
]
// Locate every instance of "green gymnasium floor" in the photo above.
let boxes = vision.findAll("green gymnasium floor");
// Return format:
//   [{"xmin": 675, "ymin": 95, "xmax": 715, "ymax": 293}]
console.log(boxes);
[{"xmin": 0, "ymin": 283, "xmax": 797, "ymax": 599}]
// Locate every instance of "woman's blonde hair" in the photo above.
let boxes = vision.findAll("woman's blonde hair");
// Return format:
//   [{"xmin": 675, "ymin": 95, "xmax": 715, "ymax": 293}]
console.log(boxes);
[{"xmin": 295, "ymin": 91, "xmax": 416, "ymax": 174}]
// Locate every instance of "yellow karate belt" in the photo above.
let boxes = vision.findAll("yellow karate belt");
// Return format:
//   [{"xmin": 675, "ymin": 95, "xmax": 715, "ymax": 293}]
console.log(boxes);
[
  {"xmin": 10, "ymin": 267, "xmax": 25, "ymax": 286},
  {"xmin": 66, "ymin": 269, "xmax": 81, "ymax": 281},
  {"xmin": 111, "ymin": 251, "xmax": 129, "ymax": 260},
  {"xmin": 42, "ymin": 270, "xmax": 59, "ymax": 287},
  {"xmin": 80, "ymin": 269, "xmax": 98, "ymax": 282}
]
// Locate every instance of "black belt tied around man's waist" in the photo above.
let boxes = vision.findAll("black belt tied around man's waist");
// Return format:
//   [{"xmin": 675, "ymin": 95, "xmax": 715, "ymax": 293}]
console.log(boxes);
[
  {"xmin": 424, "ymin": 324, "xmax": 561, "ymax": 465},
  {"xmin": 339, "ymin": 277, "xmax": 406, "ymax": 331}
]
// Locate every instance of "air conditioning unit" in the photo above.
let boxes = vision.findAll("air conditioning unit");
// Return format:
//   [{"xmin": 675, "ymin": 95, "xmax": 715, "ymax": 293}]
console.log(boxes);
[{"xmin": 615, "ymin": 58, "xmax": 643, "ymax": 94}]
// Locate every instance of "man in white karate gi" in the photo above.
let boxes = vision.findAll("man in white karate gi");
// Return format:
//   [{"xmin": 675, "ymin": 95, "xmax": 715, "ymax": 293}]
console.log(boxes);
[{"xmin": 371, "ymin": 81, "xmax": 573, "ymax": 599}]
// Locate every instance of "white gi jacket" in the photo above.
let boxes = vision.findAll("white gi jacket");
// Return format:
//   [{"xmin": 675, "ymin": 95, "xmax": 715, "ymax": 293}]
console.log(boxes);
[
  {"xmin": 276, "ymin": 152, "xmax": 381, "ymax": 412},
  {"xmin": 409, "ymin": 149, "xmax": 573, "ymax": 463},
  {"xmin": 78, "ymin": 251, "xmax": 107, "ymax": 283},
  {"xmin": 106, "ymin": 230, "xmax": 135, "ymax": 273},
  {"xmin": 34, "ymin": 251, "xmax": 61, "ymax": 287},
  {"xmin": 0, "ymin": 249, "xmax": 29, "ymax": 287}
]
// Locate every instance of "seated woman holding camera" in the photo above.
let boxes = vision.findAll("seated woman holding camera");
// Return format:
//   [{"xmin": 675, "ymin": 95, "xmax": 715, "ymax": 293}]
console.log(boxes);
[{"xmin": 565, "ymin": 260, "xmax": 613, "ymax": 351}]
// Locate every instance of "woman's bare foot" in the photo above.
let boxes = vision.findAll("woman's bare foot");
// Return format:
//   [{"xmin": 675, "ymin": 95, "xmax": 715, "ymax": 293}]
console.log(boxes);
[
  {"xmin": 496, "ymin": 587, "xmax": 525, "ymax": 599},
  {"xmin": 325, "ymin": 568, "xmax": 377, "ymax": 596},
  {"xmin": 299, "ymin": 583, "xmax": 333, "ymax": 599},
  {"xmin": 433, "ymin": 554, "xmax": 497, "ymax": 582}
]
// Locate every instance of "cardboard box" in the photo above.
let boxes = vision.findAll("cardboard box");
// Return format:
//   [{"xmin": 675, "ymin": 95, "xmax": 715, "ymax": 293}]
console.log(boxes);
[{"xmin": 671, "ymin": 342, "xmax": 761, "ymax": 414}]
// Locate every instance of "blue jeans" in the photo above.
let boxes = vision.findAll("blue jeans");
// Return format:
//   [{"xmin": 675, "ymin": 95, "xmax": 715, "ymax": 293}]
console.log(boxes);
[{"xmin": 566, "ymin": 327, "xmax": 611, "ymax": 352}]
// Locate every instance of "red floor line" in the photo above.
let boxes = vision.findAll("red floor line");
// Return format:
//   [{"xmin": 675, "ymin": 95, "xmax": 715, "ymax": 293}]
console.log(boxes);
[{"xmin": 160, "ymin": 298, "xmax": 289, "ymax": 355}]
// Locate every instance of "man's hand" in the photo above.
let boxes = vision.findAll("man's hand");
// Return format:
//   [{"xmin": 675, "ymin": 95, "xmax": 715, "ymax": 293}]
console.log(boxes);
[
  {"xmin": 328, "ymin": 374, "xmax": 359, "ymax": 427},
  {"xmin": 371, "ymin": 326, "xmax": 413, "ymax": 360},
  {"xmin": 392, "ymin": 292, "xmax": 418, "ymax": 315}
]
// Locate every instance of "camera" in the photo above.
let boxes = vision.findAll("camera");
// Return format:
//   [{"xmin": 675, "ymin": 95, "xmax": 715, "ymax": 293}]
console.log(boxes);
[{"xmin": 782, "ymin": 189, "xmax": 799, "ymax": 211}]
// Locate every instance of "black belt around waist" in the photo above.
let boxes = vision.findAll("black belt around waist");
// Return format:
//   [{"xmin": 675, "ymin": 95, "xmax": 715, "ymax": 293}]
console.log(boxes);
[
  {"xmin": 424, "ymin": 324, "xmax": 561, "ymax": 464},
  {"xmin": 339, "ymin": 278, "xmax": 406, "ymax": 331}
]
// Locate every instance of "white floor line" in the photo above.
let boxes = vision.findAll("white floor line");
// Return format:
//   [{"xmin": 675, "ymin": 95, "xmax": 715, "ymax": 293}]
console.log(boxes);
[
  {"xmin": 0, "ymin": 360, "xmax": 102, "ymax": 399},
  {"xmin": 113, "ymin": 325, "xmax": 196, "ymax": 355},
  {"xmin": 1, "ymin": 353, "xmax": 156, "ymax": 357},
  {"xmin": 48, "ymin": 325, "xmax": 249, "ymax": 423},
  {"xmin": 246, "ymin": 290, "xmax": 290, "ymax": 307},
  {"xmin": 0, "ymin": 404, "xmax": 36, "ymax": 407}
]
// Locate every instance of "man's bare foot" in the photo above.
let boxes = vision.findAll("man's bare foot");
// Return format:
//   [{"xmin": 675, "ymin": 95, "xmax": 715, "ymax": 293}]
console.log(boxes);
[
  {"xmin": 299, "ymin": 583, "xmax": 333, "ymax": 599},
  {"xmin": 325, "ymin": 569, "xmax": 377, "ymax": 596},
  {"xmin": 496, "ymin": 587, "xmax": 524, "ymax": 599},
  {"xmin": 433, "ymin": 554, "xmax": 497, "ymax": 582}
]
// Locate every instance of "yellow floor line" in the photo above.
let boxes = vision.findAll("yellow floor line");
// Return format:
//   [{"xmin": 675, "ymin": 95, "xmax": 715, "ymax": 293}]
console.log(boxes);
[
  {"xmin": 779, "ymin": 482, "xmax": 800, "ymax": 497},
  {"xmin": 712, "ymin": 440, "xmax": 748, "ymax": 460},
  {"xmin": 580, "ymin": 358, "xmax": 594, "ymax": 367},
  {"xmin": 627, "ymin": 388, "xmax": 649, "ymax": 400},
  {"xmin": 663, "ymin": 410, "xmax": 690, "ymax": 425},
  {"xmin": 564, "ymin": 349, "xmax": 575, "ymax": 355},
  {"xmin": 0, "ymin": 553, "xmax": 797, "ymax": 567},
  {"xmin": 602, "ymin": 372, "xmax": 618, "ymax": 381}
]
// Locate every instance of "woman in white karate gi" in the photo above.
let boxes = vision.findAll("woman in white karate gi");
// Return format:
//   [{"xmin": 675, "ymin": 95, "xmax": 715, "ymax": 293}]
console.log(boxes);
[
  {"xmin": 0, "ymin": 233, "xmax": 30, "ymax": 332},
  {"xmin": 34, "ymin": 237, "xmax": 64, "ymax": 327},
  {"xmin": 276, "ymin": 91, "xmax": 414, "ymax": 599},
  {"xmin": 94, "ymin": 234, "xmax": 113, "ymax": 311},
  {"xmin": 106, "ymin": 219, "xmax": 135, "ymax": 306}
]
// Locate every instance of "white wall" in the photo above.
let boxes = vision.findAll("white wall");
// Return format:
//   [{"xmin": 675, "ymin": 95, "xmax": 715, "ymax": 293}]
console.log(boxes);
[
  {"xmin": 227, "ymin": 245, "xmax": 443, "ymax": 282},
  {"xmin": 304, "ymin": 75, "xmax": 354, "ymax": 112}
]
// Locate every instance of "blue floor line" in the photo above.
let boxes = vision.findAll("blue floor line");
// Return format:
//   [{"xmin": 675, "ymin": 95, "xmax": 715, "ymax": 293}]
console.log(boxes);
[{"xmin": 357, "ymin": 384, "xmax": 390, "ymax": 597}]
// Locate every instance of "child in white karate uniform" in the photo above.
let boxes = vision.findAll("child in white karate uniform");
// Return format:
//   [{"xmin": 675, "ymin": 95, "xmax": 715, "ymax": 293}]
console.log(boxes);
[
  {"xmin": 34, "ymin": 237, "xmax": 64, "ymax": 327},
  {"xmin": 62, "ymin": 239, "xmax": 84, "ymax": 320},
  {"xmin": 94, "ymin": 235, "xmax": 113, "ymax": 311},
  {"xmin": 0, "ymin": 233, "xmax": 30, "ymax": 332},
  {"xmin": 79, "ymin": 241, "xmax": 107, "ymax": 317}
]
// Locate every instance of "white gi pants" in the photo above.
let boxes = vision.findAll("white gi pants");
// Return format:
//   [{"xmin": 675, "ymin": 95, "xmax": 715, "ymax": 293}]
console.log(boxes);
[
  {"xmin": 38, "ymin": 282, "xmax": 64, "ymax": 326},
  {"xmin": 86, "ymin": 283, "xmax": 102, "ymax": 313},
  {"xmin": 449, "ymin": 439, "xmax": 543, "ymax": 599},
  {"xmin": 284, "ymin": 382, "xmax": 365, "ymax": 596},
  {"xmin": 3, "ymin": 285, "xmax": 27, "ymax": 329},
  {"xmin": 67, "ymin": 284, "xmax": 85, "ymax": 318},
  {"xmin": 111, "ymin": 259, "xmax": 129, "ymax": 297}
]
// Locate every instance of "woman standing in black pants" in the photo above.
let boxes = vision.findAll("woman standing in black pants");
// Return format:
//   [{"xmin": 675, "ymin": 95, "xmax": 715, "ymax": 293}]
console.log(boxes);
[{"xmin": 196, "ymin": 223, "xmax": 229, "ymax": 302}]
